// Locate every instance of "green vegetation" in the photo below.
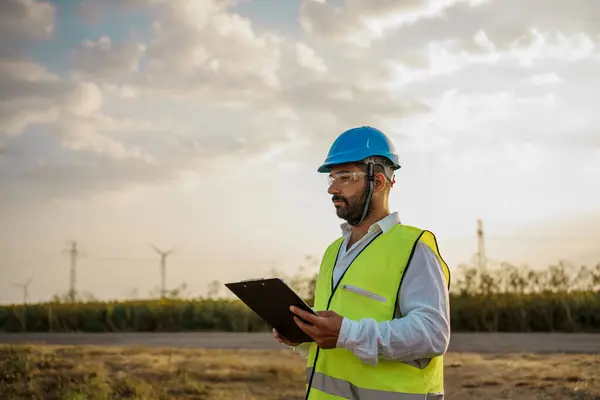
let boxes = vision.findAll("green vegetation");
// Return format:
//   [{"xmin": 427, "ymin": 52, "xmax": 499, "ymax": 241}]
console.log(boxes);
[
  {"xmin": 1, "ymin": 262, "xmax": 599, "ymax": 333},
  {"xmin": 450, "ymin": 262, "xmax": 600, "ymax": 332}
]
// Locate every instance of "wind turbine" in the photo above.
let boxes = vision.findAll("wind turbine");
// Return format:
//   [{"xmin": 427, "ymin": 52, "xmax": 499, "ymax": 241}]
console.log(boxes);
[
  {"xmin": 149, "ymin": 243, "xmax": 176, "ymax": 300},
  {"xmin": 13, "ymin": 277, "xmax": 33, "ymax": 305}
]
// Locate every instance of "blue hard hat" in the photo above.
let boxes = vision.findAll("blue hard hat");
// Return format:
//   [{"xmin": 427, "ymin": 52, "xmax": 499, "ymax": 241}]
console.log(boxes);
[{"xmin": 317, "ymin": 126, "xmax": 401, "ymax": 173}]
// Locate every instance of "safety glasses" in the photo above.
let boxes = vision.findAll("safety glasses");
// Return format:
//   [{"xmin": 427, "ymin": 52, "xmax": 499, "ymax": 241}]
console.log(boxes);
[{"xmin": 327, "ymin": 171, "xmax": 367, "ymax": 187}]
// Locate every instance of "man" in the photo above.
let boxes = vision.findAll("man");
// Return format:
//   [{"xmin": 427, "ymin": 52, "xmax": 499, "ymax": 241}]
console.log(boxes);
[{"xmin": 274, "ymin": 126, "xmax": 451, "ymax": 399}]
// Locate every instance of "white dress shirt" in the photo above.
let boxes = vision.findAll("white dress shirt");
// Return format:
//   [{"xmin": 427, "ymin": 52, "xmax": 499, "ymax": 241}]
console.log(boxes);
[{"xmin": 291, "ymin": 212, "xmax": 451, "ymax": 368}]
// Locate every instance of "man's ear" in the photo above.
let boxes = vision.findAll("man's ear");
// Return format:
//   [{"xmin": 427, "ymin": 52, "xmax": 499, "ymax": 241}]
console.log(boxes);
[{"xmin": 374, "ymin": 173, "xmax": 387, "ymax": 192}]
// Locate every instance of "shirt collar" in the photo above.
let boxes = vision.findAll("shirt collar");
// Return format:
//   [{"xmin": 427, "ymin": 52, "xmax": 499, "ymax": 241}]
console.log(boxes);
[{"xmin": 340, "ymin": 211, "xmax": 401, "ymax": 237}]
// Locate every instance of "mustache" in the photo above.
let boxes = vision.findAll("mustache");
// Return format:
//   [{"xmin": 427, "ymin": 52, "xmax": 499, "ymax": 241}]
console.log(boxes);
[{"xmin": 332, "ymin": 195, "xmax": 347, "ymax": 203}]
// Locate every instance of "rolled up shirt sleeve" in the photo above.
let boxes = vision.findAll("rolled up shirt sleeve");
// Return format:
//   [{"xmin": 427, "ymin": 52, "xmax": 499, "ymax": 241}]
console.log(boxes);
[{"xmin": 335, "ymin": 241, "xmax": 451, "ymax": 366}]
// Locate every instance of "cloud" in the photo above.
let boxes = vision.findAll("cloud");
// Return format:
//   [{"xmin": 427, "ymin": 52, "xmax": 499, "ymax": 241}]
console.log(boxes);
[
  {"xmin": 508, "ymin": 30, "xmax": 596, "ymax": 66},
  {"xmin": 1, "ymin": 1, "xmax": 291, "ymax": 196},
  {"xmin": 299, "ymin": 0, "xmax": 489, "ymax": 47},
  {"xmin": 61, "ymin": 0, "xmax": 428, "ymax": 182},
  {"xmin": 77, "ymin": 0, "xmax": 152, "ymax": 22},
  {"xmin": 2, "ymin": 0, "xmax": 598, "ymax": 206},
  {"xmin": 395, "ymin": 83, "xmax": 600, "ymax": 177},
  {"xmin": 0, "ymin": 58, "xmax": 146, "ymax": 161},
  {"xmin": 70, "ymin": 0, "xmax": 283, "ymax": 102},
  {"xmin": 0, "ymin": 1, "xmax": 61, "ymax": 134},
  {"xmin": 522, "ymin": 73, "xmax": 561, "ymax": 86},
  {"xmin": 471, "ymin": 0, "xmax": 600, "ymax": 39},
  {"xmin": 388, "ymin": 30, "xmax": 598, "ymax": 88},
  {"xmin": 0, "ymin": 59, "xmax": 64, "ymax": 136},
  {"xmin": 399, "ymin": 89, "xmax": 555, "ymax": 150},
  {"xmin": 0, "ymin": 0, "xmax": 55, "ymax": 58},
  {"xmin": 0, "ymin": 139, "xmax": 6, "ymax": 159},
  {"xmin": 322, "ymin": 0, "xmax": 600, "ymax": 52},
  {"xmin": 296, "ymin": 42, "xmax": 327, "ymax": 73},
  {"xmin": 69, "ymin": 36, "xmax": 146, "ymax": 81}
]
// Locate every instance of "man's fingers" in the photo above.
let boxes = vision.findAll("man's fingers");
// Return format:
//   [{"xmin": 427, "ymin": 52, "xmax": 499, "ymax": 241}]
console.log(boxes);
[
  {"xmin": 274, "ymin": 329, "xmax": 299, "ymax": 346},
  {"xmin": 294, "ymin": 316, "xmax": 319, "ymax": 337},
  {"xmin": 290, "ymin": 306, "xmax": 321, "ymax": 325},
  {"xmin": 316, "ymin": 310, "xmax": 335, "ymax": 317},
  {"xmin": 273, "ymin": 329, "xmax": 286, "ymax": 343}
]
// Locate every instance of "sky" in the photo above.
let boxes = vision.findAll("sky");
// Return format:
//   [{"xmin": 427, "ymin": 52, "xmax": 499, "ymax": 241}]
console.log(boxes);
[{"xmin": 1, "ymin": 0, "xmax": 599, "ymax": 304}]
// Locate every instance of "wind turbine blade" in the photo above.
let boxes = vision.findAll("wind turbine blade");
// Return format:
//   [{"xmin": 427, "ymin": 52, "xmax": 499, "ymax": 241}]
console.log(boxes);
[{"xmin": 149, "ymin": 243, "xmax": 162, "ymax": 254}]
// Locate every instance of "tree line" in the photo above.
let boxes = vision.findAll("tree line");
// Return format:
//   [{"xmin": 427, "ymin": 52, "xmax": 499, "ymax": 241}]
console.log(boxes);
[{"xmin": 1, "ymin": 261, "xmax": 599, "ymax": 333}]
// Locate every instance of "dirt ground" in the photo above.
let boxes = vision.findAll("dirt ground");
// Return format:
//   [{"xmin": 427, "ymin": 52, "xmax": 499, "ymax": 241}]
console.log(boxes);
[{"xmin": 1, "ymin": 344, "xmax": 599, "ymax": 400}]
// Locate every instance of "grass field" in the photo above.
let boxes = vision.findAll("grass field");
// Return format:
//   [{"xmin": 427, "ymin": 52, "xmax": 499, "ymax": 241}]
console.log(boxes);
[{"xmin": 1, "ymin": 344, "xmax": 599, "ymax": 400}]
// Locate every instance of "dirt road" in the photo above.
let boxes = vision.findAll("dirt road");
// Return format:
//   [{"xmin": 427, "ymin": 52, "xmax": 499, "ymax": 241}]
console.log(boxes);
[{"xmin": 0, "ymin": 332, "xmax": 598, "ymax": 353}]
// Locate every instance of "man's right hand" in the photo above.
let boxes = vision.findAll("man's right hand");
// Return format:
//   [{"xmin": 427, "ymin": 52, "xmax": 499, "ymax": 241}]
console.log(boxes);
[{"xmin": 273, "ymin": 328, "xmax": 301, "ymax": 346}]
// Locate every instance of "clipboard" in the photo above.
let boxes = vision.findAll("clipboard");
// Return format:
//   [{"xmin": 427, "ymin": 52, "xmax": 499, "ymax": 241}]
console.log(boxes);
[{"xmin": 224, "ymin": 277, "xmax": 317, "ymax": 343}]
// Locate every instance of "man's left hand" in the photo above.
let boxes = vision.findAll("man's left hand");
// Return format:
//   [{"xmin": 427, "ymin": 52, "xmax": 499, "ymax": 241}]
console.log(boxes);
[{"xmin": 290, "ymin": 306, "xmax": 343, "ymax": 349}]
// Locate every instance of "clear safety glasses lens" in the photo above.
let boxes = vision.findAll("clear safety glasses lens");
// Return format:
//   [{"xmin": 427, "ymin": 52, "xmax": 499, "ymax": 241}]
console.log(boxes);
[{"xmin": 327, "ymin": 172, "xmax": 367, "ymax": 186}]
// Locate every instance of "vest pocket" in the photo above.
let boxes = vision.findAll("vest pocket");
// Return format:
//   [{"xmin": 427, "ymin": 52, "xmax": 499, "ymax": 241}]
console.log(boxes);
[{"xmin": 341, "ymin": 284, "xmax": 387, "ymax": 303}]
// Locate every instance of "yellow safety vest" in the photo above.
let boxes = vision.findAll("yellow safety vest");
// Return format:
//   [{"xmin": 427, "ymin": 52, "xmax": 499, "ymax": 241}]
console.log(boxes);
[{"xmin": 305, "ymin": 223, "xmax": 451, "ymax": 399}]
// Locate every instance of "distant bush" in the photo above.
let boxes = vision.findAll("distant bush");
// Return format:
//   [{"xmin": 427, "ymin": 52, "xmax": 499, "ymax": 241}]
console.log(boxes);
[
  {"xmin": 448, "ymin": 261, "xmax": 600, "ymax": 332},
  {"xmin": 0, "ymin": 299, "xmax": 272, "ymax": 333},
  {"xmin": 1, "ymin": 262, "xmax": 599, "ymax": 333}
]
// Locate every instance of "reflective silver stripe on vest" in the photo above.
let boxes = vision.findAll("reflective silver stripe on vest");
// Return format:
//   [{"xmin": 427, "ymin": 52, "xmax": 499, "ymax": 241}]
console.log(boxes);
[{"xmin": 306, "ymin": 368, "xmax": 444, "ymax": 400}]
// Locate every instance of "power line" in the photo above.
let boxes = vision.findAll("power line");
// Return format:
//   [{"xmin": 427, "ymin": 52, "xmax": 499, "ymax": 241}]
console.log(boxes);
[
  {"xmin": 479, "ymin": 235, "xmax": 598, "ymax": 240},
  {"xmin": 81, "ymin": 255, "xmax": 277, "ymax": 263}
]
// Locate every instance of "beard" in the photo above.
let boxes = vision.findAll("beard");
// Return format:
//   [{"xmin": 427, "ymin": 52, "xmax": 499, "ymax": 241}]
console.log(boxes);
[{"xmin": 332, "ymin": 181, "xmax": 374, "ymax": 226}]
